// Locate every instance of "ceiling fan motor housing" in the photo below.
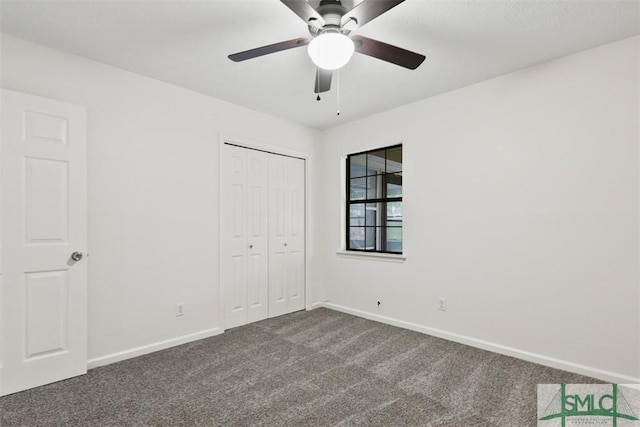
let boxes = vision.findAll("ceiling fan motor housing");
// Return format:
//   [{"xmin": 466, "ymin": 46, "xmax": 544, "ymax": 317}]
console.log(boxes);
[{"xmin": 309, "ymin": 0, "xmax": 349, "ymax": 36}]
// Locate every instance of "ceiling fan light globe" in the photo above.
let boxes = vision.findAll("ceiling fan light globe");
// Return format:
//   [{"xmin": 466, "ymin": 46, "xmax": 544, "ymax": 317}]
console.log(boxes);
[{"xmin": 307, "ymin": 33, "xmax": 354, "ymax": 70}]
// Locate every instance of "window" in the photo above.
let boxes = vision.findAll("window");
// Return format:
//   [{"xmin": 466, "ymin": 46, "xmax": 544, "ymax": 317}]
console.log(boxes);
[{"xmin": 346, "ymin": 144, "xmax": 402, "ymax": 254}]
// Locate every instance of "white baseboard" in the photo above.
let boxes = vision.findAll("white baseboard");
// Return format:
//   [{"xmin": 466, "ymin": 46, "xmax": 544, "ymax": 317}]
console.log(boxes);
[
  {"xmin": 87, "ymin": 327, "xmax": 222, "ymax": 369},
  {"xmin": 308, "ymin": 301, "xmax": 327, "ymax": 310},
  {"xmin": 319, "ymin": 302, "xmax": 640, "ymax": 385}
]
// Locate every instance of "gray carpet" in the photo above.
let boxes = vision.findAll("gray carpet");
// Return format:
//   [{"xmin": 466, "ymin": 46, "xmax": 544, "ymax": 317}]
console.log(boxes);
[{"xmin": 0, "ymin": 308, "xmax": 600, "ymax": 426}]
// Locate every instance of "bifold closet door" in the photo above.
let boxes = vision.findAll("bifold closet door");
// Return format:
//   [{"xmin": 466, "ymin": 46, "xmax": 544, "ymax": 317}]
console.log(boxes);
[
  {"xmin": 268, "ymin": 155, "xmax": 305, "ymax": 318},
  {"xmin": 222, "ymin": 145, "xmax": 269, "ymax": 329},
  {"xmin": 222, "ymin": 144, "xmax": 305, "ymax": 328}
]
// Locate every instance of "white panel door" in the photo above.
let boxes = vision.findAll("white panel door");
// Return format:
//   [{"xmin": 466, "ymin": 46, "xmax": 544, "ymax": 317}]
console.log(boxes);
[
  {"xmin": 268, "ymin": 155, "xmax": 305, "ymax": 318},
  {"xmin": 245, "ymin": 149, "xmax": 269, "ymax": 323},
  {"xmin": 286, "ymin": 157, "xmax": 305, "ymax": 313},
  {"xmin": 222, "ymin": 145, "xmax": 248, "ymax": 329},
  {"xmin": 1, "ymin": 89, "xmax": 87, "ymax": 396},
  {"xmin": 268, "ymin": 155, "xmax": 288, "ymax": 317},
  {"xmin": 221, "ymin": 144, "xmax": 269, "ymax": 329}
]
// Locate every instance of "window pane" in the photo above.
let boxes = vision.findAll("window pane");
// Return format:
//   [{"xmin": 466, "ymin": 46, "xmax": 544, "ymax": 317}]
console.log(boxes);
[
  {"xmin": 367, "ymin": 150, "xmax": 386, "ymax": 175},
  {"xmin": 365, "ymin": 203, "xmax": 380, "ymax": 227},
  {"xmin": 349, "ymin": 203, "xmax": 365, "ymax": 226},
  {"xmin": 366, "ymin": 175, "xmax": 380, "ymax": 200},
  {"xmin": 365, "ymin": 227, "xmax": 377, "ymax": 250},
  {"xmin": 387, "ymin": 202, "xmax": 403, "ymax": 221},
  {"xmin": 349, "ymin": 177, "xmax": 366, "ymax": 200},
  {"xmin": 386, "ymin": 227, "xmax": 402, "ymax": 253},
  {"xmin": 387, "ymin": 146, "xmax": 402, "ymax": 173},
  {"xmin": 386, "ymin": 227, "xmax": 402, "ymax": 240},
  {"xmin": 349, "ymin": 227, "xmax": 365, "ymax": 250},
  {"xmin": 350, "ymin": 154, "xmax": 367, "ymax": 178},
  {"xmin": 386, "ymin": 173, "xmax": 402, "ymax": 197}
]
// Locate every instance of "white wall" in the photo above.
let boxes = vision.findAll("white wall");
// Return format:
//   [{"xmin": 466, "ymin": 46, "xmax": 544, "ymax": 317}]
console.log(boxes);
[
  {"xmin": 319, "ymin": 36, "xmax": 640, "ymax": 382},
  {"xmin": 0, "ymin": 35, "xmax": 322, "ymax": 364}
]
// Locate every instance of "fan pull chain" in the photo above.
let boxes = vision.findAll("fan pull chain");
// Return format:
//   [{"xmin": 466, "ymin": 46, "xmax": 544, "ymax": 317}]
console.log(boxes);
[
  {"xmin": 316, "ymin": 68, "xmax": 321, "ymax": 101},
  {"xmin": 336, "ymin": 69, "xmax": 340, "ymax": 116}
]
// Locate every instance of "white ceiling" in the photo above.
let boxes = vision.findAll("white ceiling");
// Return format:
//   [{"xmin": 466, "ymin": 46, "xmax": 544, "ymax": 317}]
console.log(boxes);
[{"xmin": 1, "ymin": 0, "xmax": 639, "ymax": 130}]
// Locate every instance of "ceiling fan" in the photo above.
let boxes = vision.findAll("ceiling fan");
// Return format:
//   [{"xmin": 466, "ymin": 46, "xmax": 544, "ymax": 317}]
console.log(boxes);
[{"xmin": 228, "ymin": 0, "xmax": 425, "ymax": 95}]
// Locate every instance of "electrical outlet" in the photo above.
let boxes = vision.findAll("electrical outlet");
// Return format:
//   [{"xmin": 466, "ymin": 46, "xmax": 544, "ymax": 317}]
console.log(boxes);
[
  {"xmin": 438, "ymin": 298, "xmax": 446, "ymax": 311},
  {"xmin": 176, "ymin": 303, "xmax": 184, "ymax": 317}
]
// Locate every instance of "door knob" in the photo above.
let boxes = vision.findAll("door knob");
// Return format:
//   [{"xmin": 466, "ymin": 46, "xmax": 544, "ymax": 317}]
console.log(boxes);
[{"xmin": 71, "ymin": 251, "xmax": 83, "ymax": 261}]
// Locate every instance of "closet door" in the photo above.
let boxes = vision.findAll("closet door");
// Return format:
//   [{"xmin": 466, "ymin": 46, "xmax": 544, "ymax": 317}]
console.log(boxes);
[
  {"xmin": 268, "ymin": 155, "xmax": 305, "ymax": 318},
  {"xmin": 222, "ymin": 145, "xmax": 268, "ymax": 329}
]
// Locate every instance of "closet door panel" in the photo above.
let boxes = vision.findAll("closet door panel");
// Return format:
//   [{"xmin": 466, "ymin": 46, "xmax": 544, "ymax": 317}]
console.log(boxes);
[
  {"xmin": 246, "ymin": 150, "xmax": 269, "ymax": 323},
  {"xmin": 223, "ymin": 145, "xmax": 248, "ymax": 328},
  {"xmin": 268, "ymin": 155, "xmax": 305, "ymax": 317},
  {"xmin": 268, "ymin": 155, "xmax": 289, "ymax": 318},
  {"xmin": 286, "ymin": 157, "xmax": 305, "ymax": 312}
]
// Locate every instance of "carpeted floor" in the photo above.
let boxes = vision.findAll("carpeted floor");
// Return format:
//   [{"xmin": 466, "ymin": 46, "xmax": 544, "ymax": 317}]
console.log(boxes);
[{"xmin": 0, "ymin": 307, "xmax": 600, "ymax": 426}]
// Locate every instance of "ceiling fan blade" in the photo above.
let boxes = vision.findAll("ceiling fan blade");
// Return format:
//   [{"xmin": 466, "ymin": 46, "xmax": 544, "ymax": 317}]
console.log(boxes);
[
  {"xmin": 281, "ymin": 0, "xmax": 326, "ymax": 26},
  {"xmin": 314, "ymin": 68, "xmax": 332, "ymax": 93},
  {"xmin": 341, "ymin": 0, "xmax": 405, "ymax": 29},
  {"xmin": 352, "ymin": 35, "xmax": 425, "ymax": 70},
  {"xmin": 228, "ymin": 37, "xmax": 311, "ymax": 62}
]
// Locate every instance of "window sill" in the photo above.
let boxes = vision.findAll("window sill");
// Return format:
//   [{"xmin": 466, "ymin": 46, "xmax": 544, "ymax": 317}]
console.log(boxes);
[{"xmin": 336, "ymin": 250, "xmax": 406, "ymax": 263}]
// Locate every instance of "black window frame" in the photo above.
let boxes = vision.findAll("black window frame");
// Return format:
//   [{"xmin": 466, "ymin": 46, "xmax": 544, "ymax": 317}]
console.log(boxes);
[{"xmin": 346, "ymin": 144, "xmax": 403, "ymax": 254}]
